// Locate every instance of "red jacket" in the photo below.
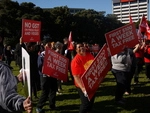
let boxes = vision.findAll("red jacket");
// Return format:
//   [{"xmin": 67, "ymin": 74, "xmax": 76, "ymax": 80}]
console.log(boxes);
[
  {"xmin": 135, "ymin": 48, "xmax": 144, "ymax": 58},
  {"xmin": 144, "ymin": 46, "xmax": 150, "ymax": 63}
]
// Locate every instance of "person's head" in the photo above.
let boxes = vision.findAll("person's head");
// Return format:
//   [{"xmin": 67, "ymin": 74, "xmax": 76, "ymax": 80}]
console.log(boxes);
[
  {"xmin": 63, "ymin": 37, "xmax": 68, "ymax": 44},
  {"xmin": 42, "ymin": 39, "xmax": 52, "ymax": 49},
  {"xmin": 83, "ymin": 42, "xmax": 88, "ymax": 47},
  {"xmin": 26, "ymin": 42, "xmax": 36, "ymax": 51},
  {"xmin": 6, "ymin": 46, "xmax": 11, "ymax": 50},
  {"xmin": 51, "ymin": 42, "xmax": 55, "ymax": 50},
  {"xmin": 75, "ymin": 43, "xmax": 86, "ymax": 56},
  {"xmin": 55, "ymin": 41, "xmax": 63, "ymax": 50}
]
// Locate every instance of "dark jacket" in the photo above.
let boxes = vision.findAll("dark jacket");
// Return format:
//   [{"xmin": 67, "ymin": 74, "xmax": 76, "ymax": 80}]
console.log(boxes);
[{"xmin": 37, "ymin": 51, "xmax": 47, "ymax": 77}]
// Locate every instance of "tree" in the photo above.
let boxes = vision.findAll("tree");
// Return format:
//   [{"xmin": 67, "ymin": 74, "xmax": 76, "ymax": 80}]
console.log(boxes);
[{"xmin": 0, "ymin": 1, "xmax": 128, "ymax": 46}]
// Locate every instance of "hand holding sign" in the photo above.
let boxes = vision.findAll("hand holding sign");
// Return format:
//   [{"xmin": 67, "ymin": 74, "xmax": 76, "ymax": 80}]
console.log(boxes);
[
  {"xmin": 17, "ymin": 71, "xmax": 24, "ymax": 82},
  {"xmin": 83, "ymin": 91, "xmax": 88, "ymax": 97},
  {"xmin": 81, "ymin": 44, "xmax": 111, "ymax": 100}
]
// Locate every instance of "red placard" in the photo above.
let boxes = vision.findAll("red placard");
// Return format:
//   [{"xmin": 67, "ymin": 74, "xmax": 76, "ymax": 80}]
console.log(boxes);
[
  {"xmin": 81, "ymin": 44, "xmax": 111, "ymax": 100},
  {"xmin": 22, "ymin": 19, "xmax": 41, "ymax": 42},
  {"xmin": 92, "ymin": 44, "xmax": 100, "ymax": 53},
  {"xmin": 42, "ymin": 47, "xmax": 69, "ymax": 82},
  {"xmin": 105, "ymin": 23, "xmax": 138, "ymax": 56}
]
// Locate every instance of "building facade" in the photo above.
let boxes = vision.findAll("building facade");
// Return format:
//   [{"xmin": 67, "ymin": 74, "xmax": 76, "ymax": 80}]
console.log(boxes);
[{"xmin": 112, "ymin": 0, "xmax": 149, "ymax": 23}]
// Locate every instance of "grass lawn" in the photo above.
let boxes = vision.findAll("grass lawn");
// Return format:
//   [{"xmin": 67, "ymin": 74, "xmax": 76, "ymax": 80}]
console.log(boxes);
[{"xmin": 11, "ymin": 61, "xmax": 150, "ymax": 113}]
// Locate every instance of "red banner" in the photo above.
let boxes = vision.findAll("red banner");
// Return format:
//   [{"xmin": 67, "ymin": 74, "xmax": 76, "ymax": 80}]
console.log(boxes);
[
  {"xmin": 129, "ymin": 15, "xmax": 133, "ymax": 24},
  {"xmin": 68, "ymin": 31, "xmax": 74, "ymax": 50},
  {"xmin": 22, "ymin": 19, "xmax": 41, "ymax": 42},
  {"xmin": 42, "ymin": 47, "xmax": 69, "ymax": 82},
  {"xmin": 120, "ymin": 0, "xmax": 135, "ymax": 2},
  {"xmin": 105, "ymin": 23, "xmax": 138, "ymax": 56},
  {"xmin": 139, "ymin": 14, "xmax": 147, "ymax": 33},
  {"xmin": 81, "ymin": 44, "xmax": 111, "ymax": 100},
  {"xmin": 146, "ymin": 28, "xmax": 150, "ymax": 40}
]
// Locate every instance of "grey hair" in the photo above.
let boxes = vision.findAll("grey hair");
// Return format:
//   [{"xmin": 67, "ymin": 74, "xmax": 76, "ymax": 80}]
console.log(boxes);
[{"xmin": 55, "ymin": 41, "xmax": 63, "ymax": 49}]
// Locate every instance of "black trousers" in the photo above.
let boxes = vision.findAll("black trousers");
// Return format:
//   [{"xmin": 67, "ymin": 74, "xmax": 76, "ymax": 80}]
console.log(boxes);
[
  {"xmin": 37, "ymin": 76, "xmax": 57, "ymax": 109},
  {"xmin": 126, "ymin": 66, "xmax": 135, "ymax": 93},
  {"xmin": 76, "ymin": 87, "xmax": 95, "ymax": 113},
  {"xmin": 145, "ymin": 63, "xmax": 150, "ymax": 79},
  {"xmin": 134, "ymin": 58, "xmax": 144, "ymax": 82},
  {"xmin": 112, "ymin": 69, "xmax": 127, "ymax": 101}
]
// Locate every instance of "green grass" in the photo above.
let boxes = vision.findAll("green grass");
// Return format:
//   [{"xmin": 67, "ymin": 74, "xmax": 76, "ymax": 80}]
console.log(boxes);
[{"xmin": 11, "ymin": 61, "xmax": 150, "ymax": 113}]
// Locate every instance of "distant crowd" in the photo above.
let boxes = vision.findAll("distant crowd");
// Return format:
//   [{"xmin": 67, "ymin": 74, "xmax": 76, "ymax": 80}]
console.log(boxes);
[{"xmin": 1, "ymin": 34, "xmax": 150, "ymax": 112}]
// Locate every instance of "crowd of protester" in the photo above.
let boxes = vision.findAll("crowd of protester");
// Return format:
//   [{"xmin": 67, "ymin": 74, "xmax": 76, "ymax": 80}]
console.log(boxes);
[{"xmin": 1, "ymin": 33, "xmax": 150, "ymax": 113}]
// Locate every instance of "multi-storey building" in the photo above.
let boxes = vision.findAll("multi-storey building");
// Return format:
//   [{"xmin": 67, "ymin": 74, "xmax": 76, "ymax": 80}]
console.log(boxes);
[{"xmin": 112, "ymin": 0, "xmax": 149, "ymax": 23}]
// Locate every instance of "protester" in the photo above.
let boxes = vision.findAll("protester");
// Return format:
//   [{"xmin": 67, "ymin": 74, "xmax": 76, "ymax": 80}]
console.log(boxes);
[
  {"xmin": 92, "ymin": 43, "xmax": 100, "ymax": 57},
  {"xmin": 144, "ymin": 39, "xmax": 150, "ymax": 80},
  {"xmin": 0, "ymin": 61, "xmax": 32, "ymax": 113},
  {"xmin": 71, "ymin": 43, "xmax": 95, "ymax": 113},
  {"xmin": 83, "ymin": 42, "xmax": 91, "ymax": 53},
  {"xmin": 36, "ymin": 40, "xmax": 58, "ymax": 113},
  {"xmin": 55, "ymin": 41, "xmax": 64, "ymax": 94},
  {"xmin": 26, "ymin": 42, "xmax": 41, "ymax": 100},
  {"xmin": 4, "ymin": 45, "xmax": 13, "ymax": 66},
  {"xmin": 14, "ymin": 37, "xmax": 26, "ymax": 69},
  {"xmin": 133, "ymin": 41, "xmax": 145, "ymax": 84},
  {"xmin": 111, "ymin": 48, "xmax": 132, "ymax": 104},
  {"xmin": 62, "ymin": 37, "xmax": 74, "ymax": 81},
  {"xmin": 124, "ymin": 48, "xmax": 136, "ymax": 95}
]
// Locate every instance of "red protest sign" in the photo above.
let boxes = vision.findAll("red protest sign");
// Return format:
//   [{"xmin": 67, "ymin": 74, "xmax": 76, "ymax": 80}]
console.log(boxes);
[
  {"xmin": 92, "ymin": 44, "xmax": 100, "ymax": 53},
  {"xmin": 105, "ymin": 23, "xmax": 138, "ymax": 56},
  {"xmin": 42, "ymin": 47, "xmax": 69, "ymax": 82},
  {"xmin": 81, "ymin": 44, "xmax": 111, "ymax": 100},
  {"xmin": 22, "ymin": 19, "xmax": 41, "ymax": 42}
]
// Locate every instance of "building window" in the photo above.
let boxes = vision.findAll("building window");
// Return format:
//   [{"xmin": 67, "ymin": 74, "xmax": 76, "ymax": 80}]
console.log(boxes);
[
  {"xmin": 139, "ymin": 8, "xmax": 147, "ymax": 10},
  {"xmin": 130, "ymin": 1, "xmax": 138, "ymax": 4},
  {"xmin": 122, "ymin": 9, "xmax": 129, "ymax": 12},
  {"xmin": 122, "ymin": 2, "xmax": 129, "ymax": 5},
  {"xmin": 130, "ymin": 5, "xmax": 138, "ymax": 8},
  {"xmin": 113, "ymin": 3, "xmax": 120, "ymax": 6},
  {"xmin": 113, "ymin": 7, "xmax": 120, "ymax": 10},
  {"xmin": 139, "ymin": 11, "xmax": 147, "ymax": 13},
  {"xmin": 139, "ymin": 0, "xmax": 147, "ymax": 3},
  {"xmin": 139, "ymin": 4, "xmax": 147, "ymax": 7}
]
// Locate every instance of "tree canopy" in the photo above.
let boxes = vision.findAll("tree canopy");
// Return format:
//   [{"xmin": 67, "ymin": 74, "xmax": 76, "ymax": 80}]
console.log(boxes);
[{"xmin": 1, "ymin": 0, "xmax": 146, "ymax": 47}]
